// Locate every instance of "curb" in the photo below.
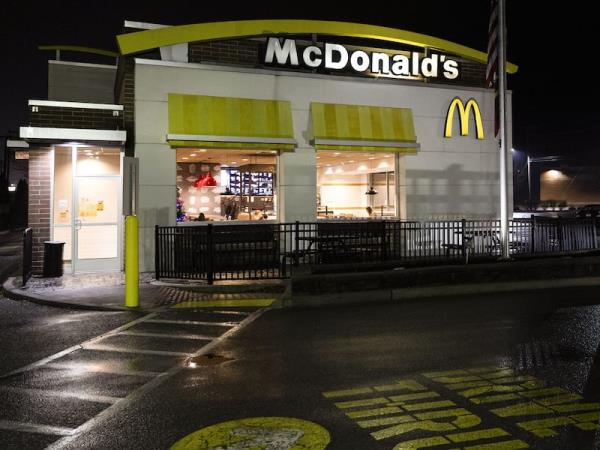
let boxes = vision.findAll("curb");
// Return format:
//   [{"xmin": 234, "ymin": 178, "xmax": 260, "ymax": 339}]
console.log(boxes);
[
  {"xmin": 1, "ymin": 277, "xmax": 148, "ymax": 313},
  {"xmin": 287, "ymin": 276, "xmax": 600, "ymax": 308},
  {"xmin": 150, "ymin": 279, "xmax": 288, "ymax": 294}
]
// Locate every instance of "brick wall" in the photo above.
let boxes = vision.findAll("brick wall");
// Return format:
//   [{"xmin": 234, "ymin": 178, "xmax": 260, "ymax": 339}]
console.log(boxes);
[
  {"xmin": 28, "ymin": 149, "xmax": 52, "ymax": 274},
  {"xmin": 29, "ymin": 105, "xmax": 123, "ymax": 130},
  {"xmin": 188, "ymin": 39, "xmax": 260, "ymax": 66}
]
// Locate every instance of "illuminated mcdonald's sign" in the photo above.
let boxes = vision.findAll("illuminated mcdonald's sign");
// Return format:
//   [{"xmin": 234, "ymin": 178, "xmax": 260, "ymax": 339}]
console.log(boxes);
[{"xmin": 444, "ymin": 97, "xmax": 484, "ymax": 140}]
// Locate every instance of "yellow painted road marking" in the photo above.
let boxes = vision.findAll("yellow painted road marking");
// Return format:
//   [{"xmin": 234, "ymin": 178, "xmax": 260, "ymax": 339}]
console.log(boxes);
[
  {"xmin": 335, "ymin": 397, "xmax": 388, "ymax": 409},
  {"xmin": 491, "ymin": 402, "xmax": 552, "ymax": 418},
  {"xmin": 493, "ymin": 376, "xmax": 536, "ymax": 384},
  {"xmin": 479, "ymin": 370, "xmax": 515, "ymax": 380},
  {"xmin": 422, "ymin": 370, "xmax": 469, "ymax": 377},
  {"xmin": 446, "ymin": 427, "xmax": 509, "ymax": 443},
  {"xmin": 463, "ymin": 439, "xmax": 529, "ymax": 449},
  {"xmin": 388, "ymin": 392, "xmax": 440, "ymax": 403},
  {"xmin": 415, "ymin": 408, "xmax": 472, "ymax": 420},
  {"xmin": 459, "ymin": 385, "xmax": 523, "ymax": 398},
  {"xmin": 470, "ymin": 393, "xmax": 521, "ymax": 405},
  {"xmin": 375, "ymin": 380, "xmax": 428, "ymax": 392},
  {"xmin": 402, "ymin": 400, "xmax": 456, "ymax": 411},
  {"xmin": 466, "ymin": 366, "xmax": 507, "ymax": 374},
  {"xmin": 170, "ymin": 416, "xmax": 330, "ymax": 449},
  {"xmin": 392, "ymin": 436, "xmax": 449, "ymax": 449},
  {"xmin": 171, "ymin": 298, "xmax": 275, "ymax": 308},
  {"xmin": 517, "ymin": 416, "xmax": 575, "ymax": 438},
  {"xmin": 346, "ymin": 406, "xmax": 402, "ymax": 419},
  {"xmin": 371, "ymin": 420, "xmax": 456, "ymax": 441},
  {"xmin": 445, "ymin": 381, "xmax": 492, "ymax": 391},
  {"xmin": 536, "ymin": 393, "xmax": 583, "ymax": 406},
  {"xmin": 519, "ymin": 387, "xmax": 567, "ymax": 398},
  {"xmin": 357, "ymin": 415, "xmax": 415, "ymax": 428},
  {"xmin": 432, "ymin": 375, "xmax": 483, "ymax": 384},
  {"xmin": 322, "ymin": 387, "xmax": 372, "ymax": 398},
  {"xmin": 551, "ymin": 402, "xmax": 600, "ymax": 413},
  {"xmin": 569, "ymin": 410, "xmax": 600, "ymax": 422}
]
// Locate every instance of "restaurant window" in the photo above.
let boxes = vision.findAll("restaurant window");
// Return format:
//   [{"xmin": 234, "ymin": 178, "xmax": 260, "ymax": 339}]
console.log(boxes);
[
  {"xmin": 316, "ymin": 151, "xmax": 397, "ymax": 219},
  {"xmin": 176, "ymin": 149, "xmax": 278, "ymax": 222}
]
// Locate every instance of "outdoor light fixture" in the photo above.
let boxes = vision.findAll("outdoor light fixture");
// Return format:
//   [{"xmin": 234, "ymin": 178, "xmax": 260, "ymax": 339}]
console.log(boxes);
[{"xmin": 8, "ymin": 184, "xmax": 16, "ymax": 192}]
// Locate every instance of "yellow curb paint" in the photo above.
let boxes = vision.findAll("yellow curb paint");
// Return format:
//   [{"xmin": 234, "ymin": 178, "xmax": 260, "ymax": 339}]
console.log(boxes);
[
  {"xmin": 388, "ymin": 392, "xmax": 440, "ymax": 403},
  {"xmin": 392, "ymin": 436, "xmax": 450, "ymax": 449},
  {"xmin": 170, "ymin": 416, "xmax": 330, "ymax": 450},
  {"xmin": 346, "ymin": 406, "xmax": 402, "ymax": 419},
  {"xmin": 322, "ymin": 387, "xmax": 372, "ymax": 398},
  {"xmin": 357, "ymin": 415, "xmax": 415, "ymax": 428},
  {"xmin": 446, "ymin": 427, "xmax": 509, "ymax": 443},
  {"xmin": 402, "ymin": 400, "xmax": 456, "ymax": 411},
  {"xmin": 463, "ymin": 439, "xmax": 529, "ymax": 449},
  {"xmin": 491, "ymin": 402, "xmax": 553, "ymax": 418},
  {"xmin": 334, "ymin": 397, "xmax": 388, "ymax": 409},
  {"xmin": 470, "ymin": 393, "xmax": 521, "ymax": 405},
  {"xmin": 171, "ymin": 298, "xmax": 275, "ymax": 308}
]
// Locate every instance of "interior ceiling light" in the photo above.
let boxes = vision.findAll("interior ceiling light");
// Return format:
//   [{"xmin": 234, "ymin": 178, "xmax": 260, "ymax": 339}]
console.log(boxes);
[{"xmin": 365, "ymin": 186, "xmax": 378, "ymax": 195}]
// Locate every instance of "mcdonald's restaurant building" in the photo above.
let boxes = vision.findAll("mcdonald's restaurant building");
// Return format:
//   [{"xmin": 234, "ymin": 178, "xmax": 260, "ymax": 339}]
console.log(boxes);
[{"xmin": 18, "ymin": 20, "xmax": 515, "ymax": 274}]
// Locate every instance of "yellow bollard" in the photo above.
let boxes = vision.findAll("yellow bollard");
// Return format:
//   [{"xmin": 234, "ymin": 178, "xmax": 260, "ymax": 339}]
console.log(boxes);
[{"xmin": 125, "ymin": 215, "xmax": 139, "ymax": 308}]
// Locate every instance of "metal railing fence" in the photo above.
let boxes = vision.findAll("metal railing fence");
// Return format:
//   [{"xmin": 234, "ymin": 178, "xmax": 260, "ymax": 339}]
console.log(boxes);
[{"xmin": 155, "ymin": 217, "xmax": 598, "ymax": 283}]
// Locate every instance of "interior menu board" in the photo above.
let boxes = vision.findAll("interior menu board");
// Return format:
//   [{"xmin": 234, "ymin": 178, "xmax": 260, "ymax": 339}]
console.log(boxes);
[{"xmin": 228, "ymin": 169, "xmax": 273, "ymax": 196}]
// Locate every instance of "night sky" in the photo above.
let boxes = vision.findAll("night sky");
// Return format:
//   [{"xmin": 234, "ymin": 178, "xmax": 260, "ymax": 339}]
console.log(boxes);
[{"xmin": 2, "ymin": 1, "xmax": 598, "ymax": 162}]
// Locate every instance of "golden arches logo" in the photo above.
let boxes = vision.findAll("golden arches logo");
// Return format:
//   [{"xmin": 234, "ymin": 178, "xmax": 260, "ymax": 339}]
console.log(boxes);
[{"xmin": 444, "ymin": 97, "xmax": 484, "ymax": 140}]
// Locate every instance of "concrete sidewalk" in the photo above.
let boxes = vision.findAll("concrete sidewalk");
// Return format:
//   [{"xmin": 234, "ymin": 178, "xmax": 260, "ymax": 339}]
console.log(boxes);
[
  {"xmin": 3, "ymin": 254, "xmax": 600, "ymax": 311},
  {"xmin": 2, "ymin": 272, "xmax": 287, "ymax": 312}
]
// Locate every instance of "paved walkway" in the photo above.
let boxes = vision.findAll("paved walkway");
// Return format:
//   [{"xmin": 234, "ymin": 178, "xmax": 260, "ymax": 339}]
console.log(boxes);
[{"xmin": 2, "ymin": 272, "xmax": 286, "ymax": 312}]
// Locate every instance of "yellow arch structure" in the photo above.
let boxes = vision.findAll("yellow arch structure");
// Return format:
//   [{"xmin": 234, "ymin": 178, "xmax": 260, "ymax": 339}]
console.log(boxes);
[
  {"xmin": 444, "ymin": 97, "xmax": 485, "ymax": 140},
  {"xmin": 39, "ymin": 45, "xmax": 119, "ymax": 58},
  {"xmin": 116, "ymin": 19, "xmax": 518, "ymax": 73}
]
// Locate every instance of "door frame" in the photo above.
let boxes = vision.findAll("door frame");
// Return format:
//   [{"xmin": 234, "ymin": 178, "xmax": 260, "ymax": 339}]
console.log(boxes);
[{"xmin": 51, "ymin": 144, "xmax": 123, "ymax": 273}]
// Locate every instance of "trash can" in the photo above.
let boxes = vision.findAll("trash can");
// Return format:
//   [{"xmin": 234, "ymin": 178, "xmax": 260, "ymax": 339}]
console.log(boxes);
[{"xmin": 43, "ymin": 241, "xmax": 65, "ymax": 277}]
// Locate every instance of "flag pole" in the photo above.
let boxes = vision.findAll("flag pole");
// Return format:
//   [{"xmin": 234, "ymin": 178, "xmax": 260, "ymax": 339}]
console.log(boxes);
[{"xmin": 498, "ymin": 0, "xmax": 510, "ymax": 259}]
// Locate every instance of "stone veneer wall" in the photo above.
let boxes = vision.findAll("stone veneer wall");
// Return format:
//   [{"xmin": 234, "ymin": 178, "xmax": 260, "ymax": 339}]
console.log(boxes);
[{"xmin": 28, "ymin": 149, "xmax": 52, "ymax": 274}]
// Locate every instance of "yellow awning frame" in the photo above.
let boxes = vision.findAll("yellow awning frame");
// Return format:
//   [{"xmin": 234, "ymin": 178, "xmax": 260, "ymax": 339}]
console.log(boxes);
[
  {"xmin": 310, "ymin": 102, "xmax": 420, "ymax": 153},
  {"xmin": 167, "ymin": 93, "xmax": 296, "ymax": 150}
]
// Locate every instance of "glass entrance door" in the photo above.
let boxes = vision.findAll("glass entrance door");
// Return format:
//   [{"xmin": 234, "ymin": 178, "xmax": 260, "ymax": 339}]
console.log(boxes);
[
  {"xmin": 53, "ymin": 146, "xmax": 122, "ymax": 273},
  {"xmin": 73, "ymin": 147, "xmax": 121, "ymax": 271}
]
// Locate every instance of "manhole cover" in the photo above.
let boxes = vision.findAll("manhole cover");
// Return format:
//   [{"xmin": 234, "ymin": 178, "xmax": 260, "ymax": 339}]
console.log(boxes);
[{"xmin": 185, "ymin": 353, "xmax": 234, "ymax": 368}]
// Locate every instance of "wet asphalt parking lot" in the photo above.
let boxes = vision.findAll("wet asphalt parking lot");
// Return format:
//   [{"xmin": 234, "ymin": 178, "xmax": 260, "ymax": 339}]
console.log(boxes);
[{"xmin": 2, "ymin": 285, "xmax": 600, "ymax": 449}]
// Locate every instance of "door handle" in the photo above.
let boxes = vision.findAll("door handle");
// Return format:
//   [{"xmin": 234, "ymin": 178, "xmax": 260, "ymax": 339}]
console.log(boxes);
[{"xmin": 75, "ymin": 219, "xmax": 82, "ymax": 230}]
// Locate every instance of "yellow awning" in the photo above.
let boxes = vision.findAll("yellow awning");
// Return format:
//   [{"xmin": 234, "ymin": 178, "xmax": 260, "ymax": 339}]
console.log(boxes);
[
  {"xmin": 310, "ymin": 102, "xmax": 419, "ymax": 153},
  {"xmin": 167, "ymin": 94, "xmax": 296, "ymax": 150}
]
